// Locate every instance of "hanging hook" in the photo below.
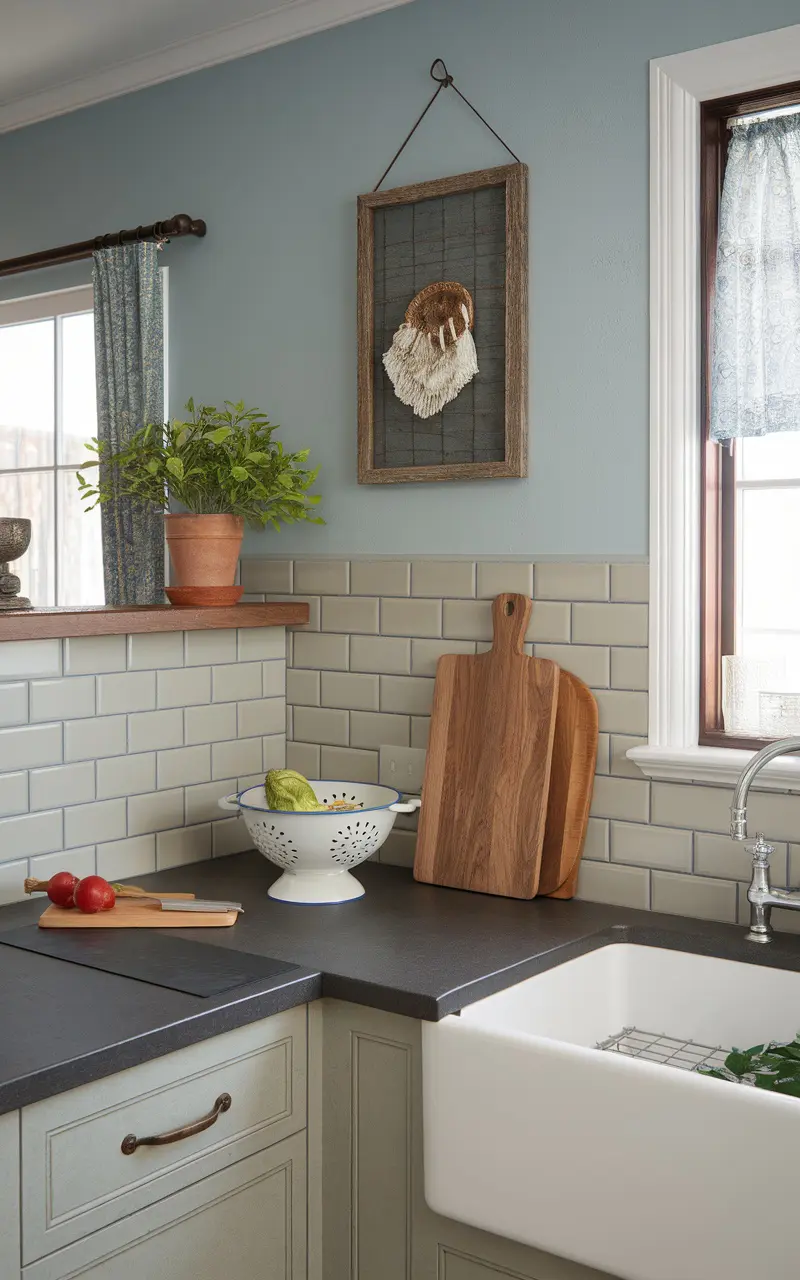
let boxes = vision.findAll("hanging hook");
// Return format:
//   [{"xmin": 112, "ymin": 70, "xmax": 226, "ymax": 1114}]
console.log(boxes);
[{"xmin": 430, "ymin": 58, "xmax": 453, "ymax": 87}]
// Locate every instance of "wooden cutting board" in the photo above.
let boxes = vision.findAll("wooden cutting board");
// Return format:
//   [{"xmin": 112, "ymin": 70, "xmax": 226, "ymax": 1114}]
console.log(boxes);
[
  {"xmin": 39, "ymin": 894, "xmax": 239, "ymax": 928},
  {"xmin": 413, "ymin": 593, "xmax": 559, "ymax": 899},
  {"xmin": 537, "ymin": 670, "xmax": 599, "ymax": 898}
]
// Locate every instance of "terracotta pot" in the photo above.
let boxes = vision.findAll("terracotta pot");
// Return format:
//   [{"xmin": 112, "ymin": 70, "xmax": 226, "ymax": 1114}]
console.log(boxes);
[{"xmin": 164, "ymin": 514, "xmax": 244, "ymax": 594}]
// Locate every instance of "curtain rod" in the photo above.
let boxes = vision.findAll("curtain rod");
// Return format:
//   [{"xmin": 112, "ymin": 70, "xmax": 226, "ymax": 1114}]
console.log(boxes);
[{"xmin": 0, "ymin": 213, "xmax": 206, "ymax": 280}]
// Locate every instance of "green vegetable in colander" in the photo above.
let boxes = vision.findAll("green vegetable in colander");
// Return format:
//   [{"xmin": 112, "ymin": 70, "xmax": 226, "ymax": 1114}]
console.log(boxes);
[{"xmin": 265, "ymin": 769, "xmax": 324, "ymax": 812}]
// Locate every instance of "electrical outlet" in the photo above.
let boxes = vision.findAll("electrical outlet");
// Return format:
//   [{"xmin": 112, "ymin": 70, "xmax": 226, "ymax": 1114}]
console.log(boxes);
[{"xmin": 379, "ymin": 745, "xmax": 426, "ymax": 794}]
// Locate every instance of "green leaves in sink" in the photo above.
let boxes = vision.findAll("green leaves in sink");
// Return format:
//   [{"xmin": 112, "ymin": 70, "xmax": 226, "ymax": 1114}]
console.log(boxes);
[{"xmin": 698, "ymin": 1032, "xmax": 800, "ymax": 1096}]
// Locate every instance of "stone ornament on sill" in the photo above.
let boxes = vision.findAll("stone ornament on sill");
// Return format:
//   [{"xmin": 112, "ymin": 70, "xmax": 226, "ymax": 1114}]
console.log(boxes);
[{"xmin": 0, "ymin": 517, "xmax": 32, "ymax": 610}]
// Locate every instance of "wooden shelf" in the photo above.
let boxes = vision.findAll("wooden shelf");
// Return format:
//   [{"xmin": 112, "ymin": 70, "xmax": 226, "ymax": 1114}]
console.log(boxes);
[{"xmin": 0, "ymin": 602, "xmax": 309, "ymax": 642}]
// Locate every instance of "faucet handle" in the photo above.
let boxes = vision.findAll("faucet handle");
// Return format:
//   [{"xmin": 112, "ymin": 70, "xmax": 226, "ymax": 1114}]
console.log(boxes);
[{"xmin": 746, "ymin": 834, "xmax": 775, "ymax": 866}]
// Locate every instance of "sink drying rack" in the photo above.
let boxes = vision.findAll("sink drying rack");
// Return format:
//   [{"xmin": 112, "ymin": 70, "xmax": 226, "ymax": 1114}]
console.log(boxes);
[{"xmin": 596, "ymin": 1028, "xmax": 730, "ymax": 1074}]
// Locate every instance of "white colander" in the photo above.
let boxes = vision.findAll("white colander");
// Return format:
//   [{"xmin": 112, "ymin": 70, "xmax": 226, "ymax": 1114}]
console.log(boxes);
[{"xmin": 218, "ymin": 780, "xmax": 421, "ymax": 903}]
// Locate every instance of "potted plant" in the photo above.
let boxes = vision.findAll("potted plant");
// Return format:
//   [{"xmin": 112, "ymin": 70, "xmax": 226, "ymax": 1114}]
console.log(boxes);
[{"xmin": 78, "ymin": 400, "xmax": 322, "ymax": 604}]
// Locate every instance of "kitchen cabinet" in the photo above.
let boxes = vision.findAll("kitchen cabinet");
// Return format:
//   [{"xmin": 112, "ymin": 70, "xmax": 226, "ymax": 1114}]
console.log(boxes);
[
  {"xmin": 0, "ymin": 1108, "xmax": 20, "ymax": 1280},
  {"xmin": 318, "ymin": 1000, "xmax": 614, "ymax": 1280}
]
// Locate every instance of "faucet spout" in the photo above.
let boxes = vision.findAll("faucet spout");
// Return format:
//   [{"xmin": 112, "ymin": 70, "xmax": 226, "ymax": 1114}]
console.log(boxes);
[{"xmin": 729, "ymin": 736, "xmax": 800, "ymax": 840}]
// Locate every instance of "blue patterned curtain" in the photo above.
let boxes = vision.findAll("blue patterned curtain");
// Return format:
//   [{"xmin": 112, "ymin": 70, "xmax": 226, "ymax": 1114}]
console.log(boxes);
[
  {"xmin": 93, "ymin": 243, "xmax": 164, "ymax": 604},
  {"xmin": 710, "ymin": 113, "xmax": 800, "ymax": 441}
]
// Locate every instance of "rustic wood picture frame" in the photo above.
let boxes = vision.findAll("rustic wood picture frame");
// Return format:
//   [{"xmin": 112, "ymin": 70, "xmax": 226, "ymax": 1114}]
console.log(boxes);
[{"xmin": 357, "ymin": 163, "xmax": 528, "ymax": 484}]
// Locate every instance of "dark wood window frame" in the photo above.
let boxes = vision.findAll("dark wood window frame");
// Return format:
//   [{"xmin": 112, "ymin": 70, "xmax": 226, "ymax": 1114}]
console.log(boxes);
[{"xmin": 700, "ymin": 80, "xmax": 800, "ymax": 750}]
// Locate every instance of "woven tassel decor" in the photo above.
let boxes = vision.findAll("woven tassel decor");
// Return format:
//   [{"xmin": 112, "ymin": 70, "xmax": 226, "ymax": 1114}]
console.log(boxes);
[{"xmin": 383, "ymin": 281, "xmax": 478, "ymax": 419}]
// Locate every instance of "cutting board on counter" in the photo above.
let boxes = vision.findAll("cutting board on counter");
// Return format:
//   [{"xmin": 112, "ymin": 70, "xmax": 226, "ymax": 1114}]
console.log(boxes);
[
  {"xmin": 413, "ymin": 594, "xmax": 560, "ymax": 899},
  {"xmin": 538, "ymin": 669, "xmax": 599, "ymax": 898},
  {"xmin": 38, "ymin": 894, "xmax": 239, "ymax": 928}
]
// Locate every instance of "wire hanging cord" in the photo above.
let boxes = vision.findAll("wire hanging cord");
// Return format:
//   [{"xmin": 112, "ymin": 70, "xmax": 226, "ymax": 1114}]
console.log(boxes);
[{"xmin": 373, "ymin": 59, "xmax": 521, "ymax": 191}]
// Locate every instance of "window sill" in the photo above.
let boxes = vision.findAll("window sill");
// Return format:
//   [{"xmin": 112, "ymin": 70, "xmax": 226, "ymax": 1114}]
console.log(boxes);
[
  {"xmin": 627, "ymin": 744, "xmax": 800, "ymax": 793},
  {"xmin": 0, "ymin": 602, "xmax": 309, "ymax": 641}
]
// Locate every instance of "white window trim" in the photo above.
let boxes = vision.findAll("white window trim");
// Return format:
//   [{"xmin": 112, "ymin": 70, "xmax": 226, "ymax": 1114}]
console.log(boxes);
[{"xmin": 628, "ymin": 21, "xmax": 800, "ymax": 793}]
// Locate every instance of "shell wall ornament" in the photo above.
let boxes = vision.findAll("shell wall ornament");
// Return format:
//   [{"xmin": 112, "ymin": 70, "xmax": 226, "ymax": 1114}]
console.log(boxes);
[{"xmin": 382, "ymin": 281, "xmax": 478, "ymax": 419}]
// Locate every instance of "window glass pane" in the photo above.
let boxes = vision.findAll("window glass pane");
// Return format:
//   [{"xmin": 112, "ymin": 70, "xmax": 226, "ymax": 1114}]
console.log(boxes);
[
  {"xmin": 60, "ymin": 312, "xmax": 97, "ymax": 466},
  {"xmin": 739, "ymin": 488, "xmax": 800, "ymax": 634},
  {"xmin": 57, "ymin": 470, "xmax": 103, "ymax": 606},
  {"xmin": 739, "ymin": 431, "xmax": 800, "ymax": 481},
  {"xmin": 0, "ymin": 470, "xmax": 55, "ymax": 606},
  {"xmin": 0, "ymin": 320, "xmax": 54, "ymax": 469}
]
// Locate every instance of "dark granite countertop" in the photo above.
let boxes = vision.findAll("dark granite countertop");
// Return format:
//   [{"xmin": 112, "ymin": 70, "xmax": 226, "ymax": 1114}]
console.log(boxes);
[{"xmin": 2, "ymin": 851, "xmax": 800, "ymax": 1115}]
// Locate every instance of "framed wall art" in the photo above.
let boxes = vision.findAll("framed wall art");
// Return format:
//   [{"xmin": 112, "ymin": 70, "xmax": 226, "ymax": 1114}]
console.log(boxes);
[{"xmin": 357, "ymin": 162, "xmax": 528, "ymax": 485}]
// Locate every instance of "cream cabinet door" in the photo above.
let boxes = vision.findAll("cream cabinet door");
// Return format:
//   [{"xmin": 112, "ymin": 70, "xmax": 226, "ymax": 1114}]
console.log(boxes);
[{"xmin": 0, "ymin": 1109, "xmax": 20, "ymax": 1280}]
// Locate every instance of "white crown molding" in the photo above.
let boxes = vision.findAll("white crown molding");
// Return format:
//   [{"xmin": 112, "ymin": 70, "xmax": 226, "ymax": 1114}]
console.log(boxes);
[
  {"xmin": 633, "ymin": 21, "xmax": 800, "ymax": 787},
  {"xmin": 0, "ymin": 0, "xmax": 415, "ymax": 135}
]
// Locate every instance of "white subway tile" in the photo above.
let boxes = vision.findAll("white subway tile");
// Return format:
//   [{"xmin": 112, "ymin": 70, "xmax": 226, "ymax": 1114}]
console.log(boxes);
[
  {"xmin": 156, "ymin": 823, "xmax": 212, "ymax": 870},
  {"xmin": 157, "ymin": 744, "xmax": 211, "ymax": 789},
  {"xmin": 611, "ymin": 563, "xmax": 649, "ymax": 602},
  {"xmin": 410, "ymin": 639, "xmax": 475, "ymax": 677},
  {"xmin": 96, "ymin": 834, "xmax": 156, "ymax": 881},
  {"xmin": 476, "ymin": 562, "xmax": 533, "ymax": 598},
  {"xmin": 64, "ymin": 635, "xmax": 126, "ymax": 675},
  {"xmin": 97, "ymin": 752, "xmax": 156, "ymax": 799},
  {"xmin": 237, "ymin": 627, "xmax": 286, "ymax": 661},
  {"xmin": 595, "ymin": 733, "xmax": 610, "ymax": 775},
  {"xmin": 380, "ymin": 598, "xmax": 441, "ymax": 638},
  {"xmin": 97, "ymin": 670, "xmax": 155, "ymax": 715},
  {"xmin": 350, "ymin": 635, "xmax": 410, "ymax": 675},
  {"xmin": 593, "ymin": 690, "xmax": 648, "ymax": 735},
  {"xmin": 0, "ymin": 639, "xmax": 60, "ymax": 678},
  {"xmin": 378, "ymin": 828, "xmax": 417, "ymax": 868},
  {"xmin": 0, "ymin": 772, "xmax": 27, "ymax": 818},
  {"xmin": 590, "ymin": 775, "xmax": 650, "ymax": 823},
  {"xmin": 64, "ymin": 798, "xmax": 126, "ymax": 848},
  {"xmin": 576, "ymin": 860, "xmax": 650, "ymax": 909},
  {"xmin": 186, "ymin": 779, "xmax": 240, "ymax": 825},
  {"xmin": 240, "ymin": 557, "xmax": 292, "ymax": 594},
  {"xmin": 293, "ymin": 632, "xmax": 349, "ymax": 671},
  {"xmin": 535, "ymin": 563, "xmax": 609, "ymax": 601},
  {"xmin": 185, "ymin": 628, "xmax": 237, "ymax": 666},
  {"xmin": 30, "ymin": 762, "xmax": 94, "ymax": 811},
  {"xmin": 534, "ymin": 643, "xmax": 609, "ymax": 688},
  {"xmin": 321, "ymin": 596, "xmax": 379, "ymax": 634},
  {"xmin": 285, "ymin": 703, "xmax": 292, "ymax": 740},
  {"xmin": 238, "ymin": 698, "xmax": 285, "ymax": 738},
  {"xmin": 0, "ymin": 682, "xmax": 28, "ymax": 727},
  {"xmin": 128, "ymin": 708, "xmax": 183, "ymax": 753},
  {"xmin": 268, "ymin": 593, "xmax": 320, "ymax": 630},
  {"xmin": 320, "ymin": 671, "xmax": 379, "ymax": 711},
  {"xmin": 609, "ymin": 734, "xmax": 646, "ymax": 778},
  {"xmin": 0, "ymin": 859, "xmax": 31, "ymax": 904},
  {"xmin": 286, "ymin": 741, "xmax": 320, "ymax": 776},
  {"xmin": 293, "ymin": 559, "xmax": 349, "ymax": 595},
  {"xmin": 262, "ymin": 659, "xmax": 286, "ymax": 698},
  {"xmin": 0, "ymin": 723, "xmax": 62, "ymax": 770},
  {"xmin": 65, "ymin": 715, "xmax": 126, "ymax": 762},
  {"xmin": 528, "ymin": 602, "xmax": 571, "ymax": 643},
  {"xmin": 583, "ymin": 816, "xmax": 609, "ymax": 861},
  {"xmin": 213, "ymin": 816, "xmax": 254, "ymax": 857},
  {"xmin": 442, "ymin": 599, "xmax": 492, "ymax": 641},
  {"xmin": 293, "ymin": 705, "xmax": 349, "ymax": 747},
  {"xmin": 286, "ymin": 668, "xmax": 320, "ymax": 706},
  {"xmin": 351, "ymin": 561, "xmax": 410, "ymax": 596},
  {"xmin": 157, "ymin": 666, "xmax": 211, "ymax": 708},
  {"xmin": 380, "ymin": 675, "xmax": 434, "ymax": 716},
  {"xmin": 31, "ymin": 845, "xmax": 95, "ymax": 881},
  {"xmin": 185, "ymin": 702, "xmax": 237, "ymax": 745},
  {"xmin": 651, "ymin": 871, "xmax": 736, "ymax": 923},
  {"xmin": 650, "ymin": 782, "xmax": 736, "ymax": 834},
  {"xmin": 30, "ymin": 676, "xmax": 95, "ymax": 722},
  {"xmin": 350, "ymin": 711, "xmax": 410, "ymax": 750},
  {"xmin": 127, "ymin": 631, "xmax": 184, "ymax": 670},
  {"xmin": 412, "ymin": 561, "xmax": 475, "ymax": 598},
  {"xmin": 410, "ymin": 716, "xmax": 430, "ymax": 749},
  {"xmin": 610, "ymin": 821, "xmax": 692, "ymax": 872},
  {"xmin": 262, "ymin": 735, "xmax": 286, "ymax": 771},
  {"xmin": 128, "ymin": 788, "xmax": 184, "ymax": 836},
  {"xmin": 212, "ymin": 661, "xmax": 262, "ymax": 702},
  {"xmin": 610, "ymin": 647, "xmax": 649, "ymax": 691},
  {"xmin": 211, "ymin": 737, "xmax": 263, "ymax": 780},
  {"xmin": 572, "ymin": 603, "xmax": 648, "ymax": 646},
  {"xmin": 320, "ymin": 745, "xmax": 378, "ymax": 784}
]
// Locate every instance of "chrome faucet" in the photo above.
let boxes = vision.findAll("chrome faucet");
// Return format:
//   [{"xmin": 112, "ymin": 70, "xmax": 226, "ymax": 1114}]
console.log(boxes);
[{"xmin": 731, "ymin": 736, "xmax": 800, "ymax": 943}]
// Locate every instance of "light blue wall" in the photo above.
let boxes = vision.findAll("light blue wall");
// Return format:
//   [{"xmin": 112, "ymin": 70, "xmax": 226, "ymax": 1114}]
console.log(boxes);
[{"xmin": 2, "ymin": 0, "xmax": 800, "ymax": 557}]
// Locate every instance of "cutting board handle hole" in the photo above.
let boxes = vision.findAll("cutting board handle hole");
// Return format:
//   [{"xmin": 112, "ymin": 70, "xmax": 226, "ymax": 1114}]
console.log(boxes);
[{"xmin": 504, "ymin": 601, "xmax": 514, "ymax": 616}]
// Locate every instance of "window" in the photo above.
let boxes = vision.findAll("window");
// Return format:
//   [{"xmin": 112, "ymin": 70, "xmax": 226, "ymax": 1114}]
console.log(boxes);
[
  {"xmin": 701, "ymin": 84, "xmax": 800, "ymax": 749},
  {"xmin": 0, "ymin": 285, "xmax": 102, "ymax": 607}
]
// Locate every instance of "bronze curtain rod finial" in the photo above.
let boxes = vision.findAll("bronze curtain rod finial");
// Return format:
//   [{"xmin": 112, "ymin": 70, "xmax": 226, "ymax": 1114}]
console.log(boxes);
[{"xmin": 0, "ymin": 213, "xmax": 206, "ymax": 280}]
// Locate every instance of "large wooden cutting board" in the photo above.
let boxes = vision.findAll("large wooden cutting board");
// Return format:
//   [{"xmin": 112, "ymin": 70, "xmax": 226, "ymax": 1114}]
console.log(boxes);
[
  {"xmin": 39, "ymin": 895, "xmax": 239, "ymax": 928},
  {"xmin": 537, "ymin": 670, "xmax": 599, "ymax": 898},
  {"xmin": 413, "ymin": 594, "xmax": 559, "ymax": 898}
]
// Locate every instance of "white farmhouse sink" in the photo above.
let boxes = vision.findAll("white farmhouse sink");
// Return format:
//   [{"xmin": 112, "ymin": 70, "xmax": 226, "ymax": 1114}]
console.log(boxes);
[{"xmin": 422, "ymin": 943, "xmax": 800, "ymax": 1280}]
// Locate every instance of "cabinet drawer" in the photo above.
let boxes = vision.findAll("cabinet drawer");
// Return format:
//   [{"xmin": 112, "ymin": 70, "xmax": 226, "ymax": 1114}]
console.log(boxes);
[
  {"xmin": 22, "ymin": 1008, "xmax": 306, "ymax": 1264},
  {"xmin": 22, "ymin": 1131, "xmax": 306, "ymax": 1280}
]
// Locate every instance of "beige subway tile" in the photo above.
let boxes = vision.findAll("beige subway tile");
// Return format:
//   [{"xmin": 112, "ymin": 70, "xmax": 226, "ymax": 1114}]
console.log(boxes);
[
  {"xmin": 443, "ymin": 599, "xmax": 492, "ymax": 641},
  {"xmin": 351, "ymin": 561, "xmax": 410, "ymax": 596},
  {"xmin": 157, "ymin": 666, "xmax": 211, "ymax": 709},
  {"xmin": 583, "ymin": 816, "xmax": 609, "ymax": 861},
  {"xmin": 268, "ymin": 593, "xmax": 320, "ymax": 631},
  {"xmin": 0, "ymin": 639, "xmax": 60, "ymax": 679},
  {"xmin": 412, "ymin": 560, "xmax": 475, "ymax": 597},
  {"xmin": 286, "ymin": 669, "xmax": 320, "ymax": 706},
  {"xmin": 697, "ymin": 831, "xmax": 787, "ymax": 883},
  {"xmin": 651, "ymin": 782, "xmax": 730, "ymax": 833},
  {"xmin": 380, "ymin": 675, "xmax": 435, "ymax": 716},
  {"xmin": 293, "ymin": 559, "xmax": 349, "ymax": 595},
  {"xmin": 611, "ymin": 563, "xmax": 649, "ymax": 602},
  {"xmin": 381, "ymin": 597, "xmax": 441, "ymax": 638},
  {"xmin": 186, "ymin": 779, "xmax": 240, "ymax": 826},
  {"xmin": 745, "ymin": 790, "xmax": 800, "ymax": 844},
  {"xmin": 211, "ymin": 661, "xmax": 262, "ymax": 702},
  {"xmin": 262, "ymin": 659, "xmax": 285, "ymax": 698},
  {"xmin": 0, "ymin": 723, "xmax": 62, "ymax": 770},
  {"xmin": 29, "ymin": 761, "xmax": 94, "ymax": 811},
  {"xmin": 262, "ymin": 734, "xmax": 286, "ymax": 772},
  {"xmin": 350, "ymin": 635, "xmax": 410, "ymax": 675},
  {"xmin": 610, "ymin": 646, "xmax": 649, "ymax": 691},
  {"xmin": 572, "ymin": 603, "xmax": 648, "ymax": 646},
  {"xmin": 211, "ymin": 737, "xmax": 263, "ymax": 780},
  {"xmin": 30, "ymin": 675, "xmax": 95, "ymax": 722},
  {"xmin": 238, "ymin": 697, "xmax": 284, "ymax": 738},
  {"xmin": 96, "ymin": 834, "xmax": 156, "ymax": 881},
  {"xmin": 97, "ymin": 671, "xmax": 154, "ymax": 716},
  {"xmin": 0, "ymin": 682, "xmax": 28, "ymax": 727},
  {"xmin": 590, "ymin": 774, "xmax": 650, "ymax": 822},
  {"xmin": 577, "ymin": 860, "xmax": 650, "ymax": 909},
  {"xmin": 378, "ymin": 828, "xmax": 417, "ymax": 868},
  {"xmin": 594, "ymin": 733, "xmax": 610, "ymax": 775},
  {"xmin": 350, "ymin": 711, "xmax": 410, "ymax": 750},
  {"xmin": 534, "ymin": 643, "xmax": 609, "ymax": 688},
  {"xmin": 287, "ymin": 741, "xmax": 321, "ymax": 776},
  {"xmin": 0, "ymin": 809, "xmax": 63, "ymax": 856},
  {"xmin": 321, "ymin": 671, "xmax": 379, "ymax": 711},
  {"xmin": 240, "ymin": 558, "xmax": 292, "ymax": 594},
  {"xmin": 212, "ymin": 817, "xmax": 255, "ymax": 858},
  {"xmin": 97, "ymin": 753, "xmax": 156, "ymax": 800},
  {"xmin": 651, "ymin": 871, "xmax": 736, "ymax": 923},
  {"xmin": 527, "ymin": 602, "xmax": 571, "ymax": 643},
  {"xmin": 157, "ymin": 744, "xmax": 211, "ymax": 790},
  {"xmin": 64, "ymin": 716, "xmax": 125, "ymax": 762},
  {"xmin": 156, "ymin": 823, "xmax": 212, "ymax": 870},
  {"xmin": 294, "ymin": 705, "xmax": 349, "ymax": 746},
  {"xmin": 411, "ymin": 716, "xmax": 430, "ymax": 749},
  {"xmin": 411, "ymin": 638, "xmax": 475, "ymax": 676},
  {"xmin": 476, "ymin": 562, "xmax": 533, "ymax": 598},
  {"xmin": 0, "ymin": 771, "xmax": 27, "ymax": 817},
  {"xmin": 285, "ymin": 704, "xmax": 292, "ymax": 739},
  {"xmin": 610, "ymin": 821, "xmax": 692, "ymax": 872},
  {"xmin": 64, "ymin": 799, "xmax": 126, "ymax": 849},
  {"xmin": 594, "ymin": 690, "xmax": 648, "ymax": 735},
  {"xmin": 185, "ymin": 702, "xmax": 238, "ymax": 746},
  {"xmin": 293, "ymin": 632, "xmax": 349, "ymax": 671},
  {"xmin": 128, "ymin": 708, "xmax": 183, "ymax": 753},
  {"xmin": 320, "ymin": 745, "xmax": 378, "ymax": 784},
  {"xmin": 321, "ymin": 596, "xmax": 379, "ymax": 634},
  {"xmin": 184, "ymin": 629, "xmax": 237, "ymax": 666},
  {"xmin": 610, "ymin": 734, "xmax": 647, "ymax": 778},
  {"xmin": 238, "ymin": 627, "xmax": 286, "ymax": 661},
  {"xmin": 128, "ymin": 788, "xmax": 184, "ymax": 836},
  {"xmin": 127, "ymin": 632, "xmax": 184, "ymax": 670},
  {"xmin": 535, "ymin": 562, "xmax": 609, "ymax": 601},
  {"xmin": 64, "ymin": 635, "xmax": 126, "ymax": 675}
]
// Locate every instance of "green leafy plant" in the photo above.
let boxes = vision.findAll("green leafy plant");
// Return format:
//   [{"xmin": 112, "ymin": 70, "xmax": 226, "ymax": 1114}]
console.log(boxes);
[
  {"xmin": 698, "ymin": 1032, "xmax": 800, "ymax": 1096},
  {"xmin": 77, "ymin": 399, "xmax": 323, "ymax": 530}
]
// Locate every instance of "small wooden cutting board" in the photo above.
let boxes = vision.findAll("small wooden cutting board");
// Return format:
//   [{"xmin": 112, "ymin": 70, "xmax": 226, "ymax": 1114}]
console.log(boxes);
[
  {"xmin": 413, "ymin": 593, "xmax": 559, "ymax": 899},
  {"xmin": 39, "ymin": 895, "xmax": 239, "ymax": 928},
  {"xmin": 537, "ymin": 670, "xmax": 599, "ymax": 898}
]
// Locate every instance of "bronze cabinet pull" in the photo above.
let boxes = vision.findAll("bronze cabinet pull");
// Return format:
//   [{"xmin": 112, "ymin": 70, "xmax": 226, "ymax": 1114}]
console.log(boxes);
[{"xmin": 120, "ymin": 1093, "xmax": 232, "ymax": 1155}]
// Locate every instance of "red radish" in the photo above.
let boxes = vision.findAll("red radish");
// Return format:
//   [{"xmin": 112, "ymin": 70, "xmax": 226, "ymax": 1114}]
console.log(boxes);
[
  {"xmin": 73, "ymin": 876, "xmax": 116, "ymax": 914},
  {"xmin": 47, "ymin": 871, "xmax": 79, "ymax": 909}
]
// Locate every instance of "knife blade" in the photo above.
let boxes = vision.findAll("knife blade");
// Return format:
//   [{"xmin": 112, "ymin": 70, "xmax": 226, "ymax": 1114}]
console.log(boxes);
[{"xmin": 159, "ymin": 899, "xmax": 244, "ymax": 914}]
